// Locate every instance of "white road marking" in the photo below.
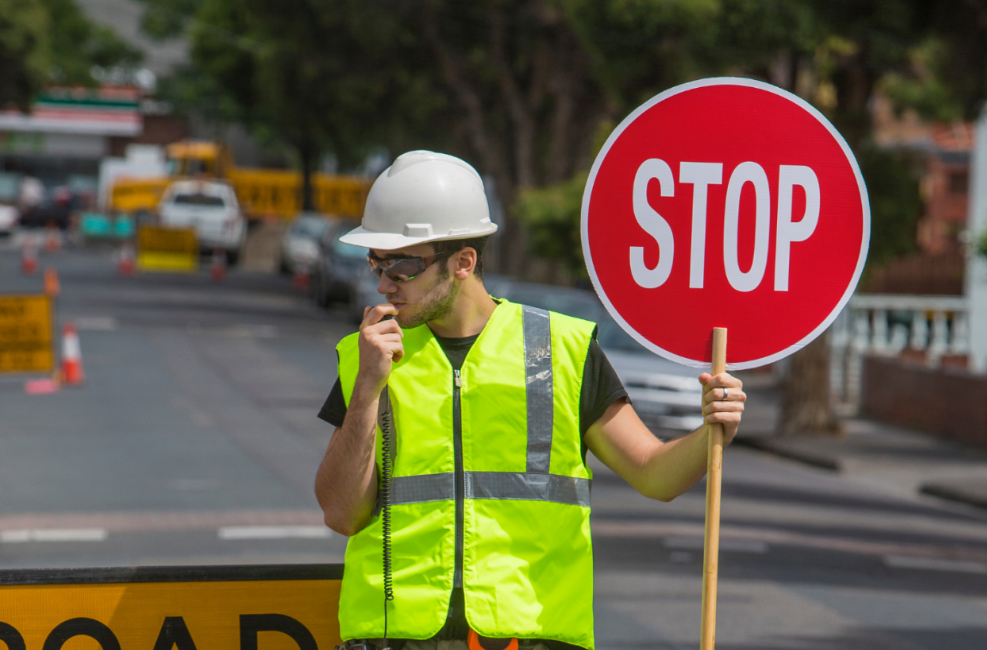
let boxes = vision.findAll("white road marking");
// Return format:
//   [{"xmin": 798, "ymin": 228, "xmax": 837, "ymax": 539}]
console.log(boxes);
[
  {"xmin": 884, "ymin": 555, "xmax": 987, "ymax": 574},
  {"xmin": 1, "ymin": 528, "xmax": 108, "ymax": 543},
  {"xmin": 664, "ymin": 536, "xmax": 768, "ymax": 553},
  {"xmin": 72, "ymin": 317, "xmax": 119, "ymax": 331},
  {"xmin": 218, "ymin": 525, "xmax": 331, "ymax": 540}
]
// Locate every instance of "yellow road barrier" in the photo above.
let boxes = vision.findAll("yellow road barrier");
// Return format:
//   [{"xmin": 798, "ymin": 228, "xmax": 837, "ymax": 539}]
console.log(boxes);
[
  {"xmin": 0, "ymin": 565, "xmax": 343, "ymax": 650},
  {"xmin": 137, "ymin": 226, "xmax": 198, "ymax": 272},
  {"xmin": 0, "ymin": 294, "xmax": 54, "ymax": 373}
]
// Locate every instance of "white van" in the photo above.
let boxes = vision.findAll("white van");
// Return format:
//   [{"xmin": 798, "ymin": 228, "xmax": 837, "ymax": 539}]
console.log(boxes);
[{"xmin": 158, "ymin": 180, "xmax": 246, "ymax": 264}]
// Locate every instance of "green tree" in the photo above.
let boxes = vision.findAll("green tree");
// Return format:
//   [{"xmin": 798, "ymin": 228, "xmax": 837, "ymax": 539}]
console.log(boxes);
[
  {"xmin": 45, "ymin": 0, "xmax": 143, "ymax": 85},
  {"xmin": 0, "ymin": 0, "xmax": 49, "ymax": 109},
  {"xmin": 514, "ymin": 171, "xmax": 588, "ymax": 280},
  {"xmin": 0, "ymin": 0, "xmax": 142, "ymax": 109},
  {"xmin": 141, "ymin": 0, "xmax": 441, "ymax": 210}
]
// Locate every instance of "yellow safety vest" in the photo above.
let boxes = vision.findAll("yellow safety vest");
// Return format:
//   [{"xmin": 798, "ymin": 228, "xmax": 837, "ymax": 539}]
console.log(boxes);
[{"xmin": 335, "ymin": 299, "xmax": 597, "ymax": 649}]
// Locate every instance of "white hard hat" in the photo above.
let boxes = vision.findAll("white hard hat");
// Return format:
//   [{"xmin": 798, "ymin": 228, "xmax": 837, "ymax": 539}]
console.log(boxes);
[{"xmin": 339, "ymin": 150, "xmax": 497, "ymax": 250}]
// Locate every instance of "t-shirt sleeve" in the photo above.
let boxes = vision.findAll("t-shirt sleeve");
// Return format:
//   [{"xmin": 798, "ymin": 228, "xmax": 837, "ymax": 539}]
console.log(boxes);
[
  {"xmin": 579, "ymin": 338, "xmax": 628, "ymax": 436},
  {"xmin": 318, "ymin": 378, "xmax": 347, "ymax": 427}
]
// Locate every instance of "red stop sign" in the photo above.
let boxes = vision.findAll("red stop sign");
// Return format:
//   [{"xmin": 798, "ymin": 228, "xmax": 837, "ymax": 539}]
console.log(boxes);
[{"xmin": 582, "ymin": 78, "xmax": 870, "ymax": 369}]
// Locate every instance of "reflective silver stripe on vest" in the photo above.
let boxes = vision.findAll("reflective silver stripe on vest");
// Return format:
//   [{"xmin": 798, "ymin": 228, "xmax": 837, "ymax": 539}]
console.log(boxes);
[
  {"xmin": 466, "ymin": 471, "xmax": 590, "ymax": 507},
  {"xmin": 392, "ymin": 472, "xmax": 454, "ymax": 505},
  {"xmin": 389, "ymin": 472, "xmax": 590, "ymax": 508},
  {"xmin": 522, "ymin": 306, "xmax": 553, "ymax": 474}
]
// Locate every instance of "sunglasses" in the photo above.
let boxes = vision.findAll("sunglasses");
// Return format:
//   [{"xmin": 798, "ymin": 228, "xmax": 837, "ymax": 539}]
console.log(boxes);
[{"xmin": 367, "ymin": 250, "xmax": 456, "ymax": 282}]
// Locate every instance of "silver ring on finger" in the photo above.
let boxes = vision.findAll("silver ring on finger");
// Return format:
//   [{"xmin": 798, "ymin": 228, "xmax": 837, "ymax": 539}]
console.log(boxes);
[{"xmin": 722, "ymin": 387, "xmax": 729, "ymax": 401}]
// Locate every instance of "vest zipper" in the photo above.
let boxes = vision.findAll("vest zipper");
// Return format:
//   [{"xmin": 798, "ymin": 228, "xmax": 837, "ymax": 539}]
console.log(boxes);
[{"xmin": 453, "ymin": 368, "xmax": 464, "ymax": 589}]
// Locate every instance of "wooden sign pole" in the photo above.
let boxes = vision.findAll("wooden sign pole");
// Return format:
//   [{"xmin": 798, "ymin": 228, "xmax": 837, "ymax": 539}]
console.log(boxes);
[{"xmin": 700, "ymin": 327, "xmax": 727, "ymax": 650}]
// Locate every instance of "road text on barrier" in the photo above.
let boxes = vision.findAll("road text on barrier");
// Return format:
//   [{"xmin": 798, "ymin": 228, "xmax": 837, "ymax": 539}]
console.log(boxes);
[{"xmin": 0, "ymin": 564, "xmax": 343, "ymax": 650}]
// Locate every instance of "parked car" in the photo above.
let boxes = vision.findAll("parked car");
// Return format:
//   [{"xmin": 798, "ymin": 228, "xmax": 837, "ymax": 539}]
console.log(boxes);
[
  {"xmin": 311, "ymin": 219, "xmax": 373, "ymax": 309},
  {"xmin": 157, "ymin": 180, "xmax": 246, "ymax": 264},
  {"xmin": 20, "ymin": 185, "xmax": 73, "ymax": 230},
  {"xmin": 280, "ymin": 212, "xmax": 332, "ymax": 274},
  {"xmin": 595, "ymin": 316, "xmax": 705, "ymax": 432},
  {"xmin": 496, "ymin": 279, "xmax": 704, "ymax": 432}
]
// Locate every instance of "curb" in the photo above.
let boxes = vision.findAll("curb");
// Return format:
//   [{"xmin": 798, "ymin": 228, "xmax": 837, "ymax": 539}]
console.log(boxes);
[{"xmin": 734, "ymin": 437, "xmax": 842, "ymax": 472}]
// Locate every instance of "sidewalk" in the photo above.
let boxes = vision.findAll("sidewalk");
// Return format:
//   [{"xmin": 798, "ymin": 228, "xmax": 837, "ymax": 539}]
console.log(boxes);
[{"xmin": 734, "ymin": 372, "xmax": 987, "ymax": 511}]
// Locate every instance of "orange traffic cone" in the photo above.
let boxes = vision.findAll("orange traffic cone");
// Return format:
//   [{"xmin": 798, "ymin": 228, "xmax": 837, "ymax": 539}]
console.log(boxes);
[
  {"xmin": 210, "ymin": 248, "xmax": 227, "ymax": 282},
  {"xmin": 44, "ymin": 267, "xmax": 60, "ymax": 297},
  {"xmin": 21, "ymin": 237, "xmax": 38, "ymax": 275},
  {"xmin": 44, "ymin": 225, "xmax": 60, "ymax": 252},
  {"xmin": 60, "ymin": 323, "xmax": 85, "ymax": 386},
  {"xmin": 293, "ymin": 266, "xmax": 310, "ymax": 291},
  {"xmin": 119, "ymin": 242, "xmax": 135, "ymax": 277}
]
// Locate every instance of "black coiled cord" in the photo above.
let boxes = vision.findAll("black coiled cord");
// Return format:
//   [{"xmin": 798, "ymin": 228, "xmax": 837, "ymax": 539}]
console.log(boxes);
[{"xmin": 379, "ymin": 393, "xmax": 395, "ymax": 649}]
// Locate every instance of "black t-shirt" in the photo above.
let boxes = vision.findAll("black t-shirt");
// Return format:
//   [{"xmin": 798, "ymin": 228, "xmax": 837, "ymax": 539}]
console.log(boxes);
[
  {"xmin": 317, "ymin": 329, "xmax": 626, "ymax": 642},
  {"xmin": 318, "ymin": 335, "xmax": 626, "ymax": 435}
]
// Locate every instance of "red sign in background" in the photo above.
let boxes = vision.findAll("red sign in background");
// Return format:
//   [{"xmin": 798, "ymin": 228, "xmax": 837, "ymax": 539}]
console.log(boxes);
[{"xmin": 582, "ymin": 78, "xmax": 870, "ymax": 369}]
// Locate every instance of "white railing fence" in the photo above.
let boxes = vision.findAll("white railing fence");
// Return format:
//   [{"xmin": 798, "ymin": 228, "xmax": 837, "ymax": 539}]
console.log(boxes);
[{"xmin": 830, "ymin": 294, "xmax": 970, "ymax": 411}]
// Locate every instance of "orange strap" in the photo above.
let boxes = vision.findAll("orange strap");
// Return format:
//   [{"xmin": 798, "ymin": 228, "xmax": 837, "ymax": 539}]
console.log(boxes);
[{"xmin": 467, "ymin": 630, "xmax": 518, "ymax": 650}]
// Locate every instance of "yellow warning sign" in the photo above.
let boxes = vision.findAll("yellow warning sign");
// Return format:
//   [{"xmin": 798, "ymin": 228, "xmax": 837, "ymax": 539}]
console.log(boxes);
[
  {"xmin": 0, "ymin": 565, "xmax": 342, "ymax": 650},
  {"xmin": 0, "ymin": 294, "xmax": 54, "ymax": 373},
  {"xmin": 137, "ymin": 226, "xmax": 198, "ymax": 271}
]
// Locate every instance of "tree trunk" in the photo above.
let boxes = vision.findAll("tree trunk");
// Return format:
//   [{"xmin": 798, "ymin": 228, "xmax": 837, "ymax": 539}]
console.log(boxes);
[{"xmin": 778, "ymin": 330, "xmax": 841, "ymax": 436}]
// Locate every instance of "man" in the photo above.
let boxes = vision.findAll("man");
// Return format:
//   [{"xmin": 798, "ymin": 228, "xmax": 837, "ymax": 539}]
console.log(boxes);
[{"xmin": 315, "ymin": 151, "xmax": 745, "ymax": 650}]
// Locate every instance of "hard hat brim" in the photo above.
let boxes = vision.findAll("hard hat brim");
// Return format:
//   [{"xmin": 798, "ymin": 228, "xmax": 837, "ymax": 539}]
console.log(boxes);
[{"xmin": 339, "ymin": 223, "xmax": 498, "ymax": 251}]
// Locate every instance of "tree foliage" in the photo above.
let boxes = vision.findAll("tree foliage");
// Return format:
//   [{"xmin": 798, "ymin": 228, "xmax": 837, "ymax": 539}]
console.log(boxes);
[
  {"xmin": 858, "ymin": 147, "xmax": 923, "ymax": 268},
  {"xmin": 46, "ymin": 0, "xmax": 143, "ymax": 85},
  {"xmin": 142, "ymin": 0, "xmax": 442, "ymax": 209},
  {"xmin": 0, "ymin": 0, "xmax": 141, "ymax": 109},
  {"xmin": 514, "ymin": 171, "xmax": 588, "ymax": 279},
  {"xmin": 0, "ymin": 0, "xmax": 50, "ymax": 109}
]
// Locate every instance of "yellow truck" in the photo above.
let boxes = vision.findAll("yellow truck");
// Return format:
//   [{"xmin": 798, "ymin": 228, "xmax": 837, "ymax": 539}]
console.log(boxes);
[{"xmin": 109, "ymin": 141, "xmax": 370, "ymax": 220}]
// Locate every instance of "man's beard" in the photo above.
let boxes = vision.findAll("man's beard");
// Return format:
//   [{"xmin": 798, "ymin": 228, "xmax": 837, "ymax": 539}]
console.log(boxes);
[{"xmin": 397, "ymin": 274, "xmax": 458, "ymax": 329}]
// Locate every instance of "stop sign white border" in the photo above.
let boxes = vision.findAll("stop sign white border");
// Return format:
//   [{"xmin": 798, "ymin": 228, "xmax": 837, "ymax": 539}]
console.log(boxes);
[{"xmin": 581, "ymin": 77, "xmax": 871, "ymax": 370}]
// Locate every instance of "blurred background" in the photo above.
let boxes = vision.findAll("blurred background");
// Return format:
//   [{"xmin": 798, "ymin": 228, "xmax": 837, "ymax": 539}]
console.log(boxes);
[{"xmin": 1, "ymin": 0, "xmax": 987, "ymax": 647}]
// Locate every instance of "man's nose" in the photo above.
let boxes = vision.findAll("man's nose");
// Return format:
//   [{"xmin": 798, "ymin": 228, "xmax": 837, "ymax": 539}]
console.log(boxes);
[{"xmin": 377, "ymin": 274, "xmax": 398, "ymax": 295}]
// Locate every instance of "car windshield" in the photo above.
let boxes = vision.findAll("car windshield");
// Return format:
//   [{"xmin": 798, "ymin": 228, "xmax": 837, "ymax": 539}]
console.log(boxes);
[
  {"xmin": 292, "ymin": 217, "xmax": 330, "ymax": 239},
  {"xmin": 173, "ymin": 193, "xmax": 226, "ymax": 207},
  {"xmin": 334, "ymin": 229, "xmax": 368, "ymax": 259}
]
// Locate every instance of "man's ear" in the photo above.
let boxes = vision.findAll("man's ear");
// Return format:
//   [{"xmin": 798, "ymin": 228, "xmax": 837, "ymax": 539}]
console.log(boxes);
[{"xmin": 453, "ymin": 248, "xmax": 477, "ymax": 280}]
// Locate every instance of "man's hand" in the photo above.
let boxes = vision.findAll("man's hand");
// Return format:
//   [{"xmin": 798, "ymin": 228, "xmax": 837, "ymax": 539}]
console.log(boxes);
[
  {"xmin": 356, "ymin": 304, "xmax": 404, "ymax": 396},
  {"xmin": 699, "ymin": 372, "xmax": 746, "ymax": 443},
  {"xmin": 315, "ymin": 303, "xmax": 403, "ymax": 537}
]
